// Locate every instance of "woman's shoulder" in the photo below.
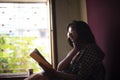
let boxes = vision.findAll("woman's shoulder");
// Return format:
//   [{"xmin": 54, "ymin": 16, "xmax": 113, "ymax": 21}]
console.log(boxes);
[
  {"xmin": 85, "ymin": 43, "xmax": 102, "ymax": 51},
  {"xmin": 83, "ymin": 43, "xmax": 105, "ymax": 59}
]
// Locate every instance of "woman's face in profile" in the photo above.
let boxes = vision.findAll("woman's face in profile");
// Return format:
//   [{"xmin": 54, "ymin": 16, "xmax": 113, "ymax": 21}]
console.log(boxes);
[{"xmin": 67, "ymin": 26, "xmax": 78, "ymax": 43}]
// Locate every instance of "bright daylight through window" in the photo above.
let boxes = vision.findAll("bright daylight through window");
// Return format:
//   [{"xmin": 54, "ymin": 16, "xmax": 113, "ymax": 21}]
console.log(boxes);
[{"xmin": 0, "ymin": 1, "xmax": 51, "ymax": 74}]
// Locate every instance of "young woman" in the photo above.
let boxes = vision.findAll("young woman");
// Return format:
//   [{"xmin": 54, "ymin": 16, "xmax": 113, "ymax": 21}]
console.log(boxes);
[{"xmin": 24, "ymin": 20, "xmax": 105, "ymax": 80}]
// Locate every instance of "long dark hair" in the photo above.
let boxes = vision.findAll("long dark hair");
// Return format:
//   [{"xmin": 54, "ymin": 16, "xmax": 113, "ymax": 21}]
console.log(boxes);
[{"xmin": 67, "ymin": 20, "xmax": 96, "ymax": 47}]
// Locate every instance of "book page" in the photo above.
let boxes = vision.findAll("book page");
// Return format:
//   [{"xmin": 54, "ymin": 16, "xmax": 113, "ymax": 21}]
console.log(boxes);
[{"xmin": 30, "ymin": 48, "xmax": 52, "ymax": 71}]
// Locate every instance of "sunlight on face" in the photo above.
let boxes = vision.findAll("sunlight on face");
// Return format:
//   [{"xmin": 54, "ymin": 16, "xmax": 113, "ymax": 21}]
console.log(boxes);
[{"xmin": 67, "ymin": 26, "xmax": 78, "ymax": 42}]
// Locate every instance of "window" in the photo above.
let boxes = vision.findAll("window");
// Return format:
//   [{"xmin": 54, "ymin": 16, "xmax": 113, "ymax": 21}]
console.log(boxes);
[{"xmin": 0, "ymin": 0, "xmax": 52, "ymax": 74}]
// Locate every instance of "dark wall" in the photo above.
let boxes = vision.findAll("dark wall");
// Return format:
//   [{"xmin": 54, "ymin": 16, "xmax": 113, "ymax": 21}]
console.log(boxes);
[{"xmin": 86, "ymin": 0, "xmax": 120, "ymax": 80}]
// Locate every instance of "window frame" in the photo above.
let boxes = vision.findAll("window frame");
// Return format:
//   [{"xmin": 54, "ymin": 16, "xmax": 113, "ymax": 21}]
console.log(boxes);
[
  {"xmin": 49, "ymin": 0, "xmax": 58, "ymax": 69},
  {"xmin": 0, "ymin": 0, "xmax": 58, "ymax": 78},
  {"xmin": 0, "ymin": 0, "xmax": 47, "ymax": 3}
]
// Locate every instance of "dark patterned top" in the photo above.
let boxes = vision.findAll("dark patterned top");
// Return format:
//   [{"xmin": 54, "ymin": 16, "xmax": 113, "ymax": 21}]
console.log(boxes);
[{"xmin": 63, "ymin": 43, "xmax": 105, "ymax": 80}]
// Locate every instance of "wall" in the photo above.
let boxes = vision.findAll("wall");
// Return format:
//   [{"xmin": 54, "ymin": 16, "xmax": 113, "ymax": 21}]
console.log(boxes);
[
  {"xmin": 55, "ymin": 0, "xmax": 87, "ymax": 63},
  {"xmin": 55, "ymin": 0, "xmax": 81, "ymax": 62},
  {"xmin": 86, "ymin": 0, "xmax": 120, "ymax": 80}
]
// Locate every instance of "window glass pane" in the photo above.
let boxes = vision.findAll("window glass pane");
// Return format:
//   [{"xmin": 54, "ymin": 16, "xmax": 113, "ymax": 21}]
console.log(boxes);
[{"xmin": 0, "ymin": 3, "xmax": 51, "ymax": 73}]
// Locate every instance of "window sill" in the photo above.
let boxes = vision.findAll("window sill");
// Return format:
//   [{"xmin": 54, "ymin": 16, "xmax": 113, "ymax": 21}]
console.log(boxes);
[{"xmin": 0, "ymin": 73, "xmax": 28, "ymax": 78}]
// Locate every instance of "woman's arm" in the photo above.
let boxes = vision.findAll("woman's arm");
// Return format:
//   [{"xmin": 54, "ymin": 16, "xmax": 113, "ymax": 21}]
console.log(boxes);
[
  {"xmin": 55, "ymin": 70, "xmax": 77, "ymax": 80},
  {"xmin": 57, "ymin": 47, "xmax": 78, "ymax": 71},
  {"xmin": 44, "ymin": 68, "xmax": 78, "ymax": 80}
]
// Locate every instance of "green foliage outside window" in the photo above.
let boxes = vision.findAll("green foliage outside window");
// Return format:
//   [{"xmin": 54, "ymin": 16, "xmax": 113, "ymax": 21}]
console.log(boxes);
[{"xmin": 0, "ymin": 34, "xmax": 50, "ymax": 73}]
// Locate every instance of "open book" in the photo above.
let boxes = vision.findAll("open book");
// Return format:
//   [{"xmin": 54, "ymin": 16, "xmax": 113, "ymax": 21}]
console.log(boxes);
[{"xmin": 30, "ymin": 48, "xmax": 52, "ymax": 71}]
